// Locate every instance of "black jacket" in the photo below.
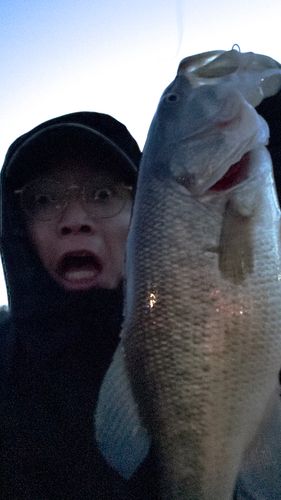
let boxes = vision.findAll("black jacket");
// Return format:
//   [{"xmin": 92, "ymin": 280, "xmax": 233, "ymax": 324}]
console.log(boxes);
[{"xmin": 0, "ymin": 112, "xmax": 158, "ymax": 499}]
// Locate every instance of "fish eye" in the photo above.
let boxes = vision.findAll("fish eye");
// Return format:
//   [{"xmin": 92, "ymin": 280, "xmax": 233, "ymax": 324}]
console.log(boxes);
[{"xmin": 166, "ymin": 93, "xmax": 179, "ymax": 103}]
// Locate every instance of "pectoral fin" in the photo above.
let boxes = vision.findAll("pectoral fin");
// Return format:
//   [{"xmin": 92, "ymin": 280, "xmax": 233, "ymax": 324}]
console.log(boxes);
[
  {"xmin": 94, "ymin": 343, "xmax": 151, "ymax": 479},
  {"xmin": 218, "ymin": 200, "xmax": 254, "ymax": 284}
]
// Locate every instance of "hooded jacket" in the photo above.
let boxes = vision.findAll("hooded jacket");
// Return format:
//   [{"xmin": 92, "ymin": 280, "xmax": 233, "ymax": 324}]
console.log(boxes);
[
  {"xmin": 2, "ymin": 97, "xmax": 281, "ymax": 500},
  {"xmin": 0, "ymin": 112, "xmax": 158, "ymax": 499}
]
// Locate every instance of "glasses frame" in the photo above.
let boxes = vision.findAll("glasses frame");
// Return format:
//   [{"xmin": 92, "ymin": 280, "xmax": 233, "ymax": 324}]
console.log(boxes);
[{"xmin": 14, "ymin": 178, "xmax": 133, "ymax": 222}]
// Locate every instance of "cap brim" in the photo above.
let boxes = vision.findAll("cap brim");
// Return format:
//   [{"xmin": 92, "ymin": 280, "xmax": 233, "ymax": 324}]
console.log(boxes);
[{"xmin": 6, "ymin": 123, "xmax": 138, "ymax": 189}]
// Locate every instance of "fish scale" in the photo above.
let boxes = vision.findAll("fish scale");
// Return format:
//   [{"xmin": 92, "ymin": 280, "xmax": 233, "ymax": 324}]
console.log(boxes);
[
  {"xmin": 95, "ymin": 50, "xmax": 281, "ymax": 499},
  {"xmin": 123, "ymin": 147, "xmax": 281, "ymax": 499}
]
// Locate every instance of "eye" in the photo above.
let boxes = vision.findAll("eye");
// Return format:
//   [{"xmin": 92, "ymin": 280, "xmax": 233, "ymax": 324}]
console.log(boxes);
[
  {"xmin": 96, "ymin": 188, "xmax": 112, "ymax": 201},
  {"xmin": 165, "ymin": 93, "xmax": 179, "ymax": 103},
  {"xmin": 26, "ymin": 182, "xmax": 64, "ymax": 213},
  {"xmin": 34, "ymin": 193, "xmax": 54, "ymax": 207},
  {"xmin": 90, "ymin": 187, "xmax": 114, "ymax": 203}
]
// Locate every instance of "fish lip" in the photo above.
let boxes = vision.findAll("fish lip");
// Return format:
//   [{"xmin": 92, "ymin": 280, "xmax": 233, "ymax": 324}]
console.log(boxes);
[{"xmin": 56, "ymin": 250, "xmax": 103, "ymax": 278}]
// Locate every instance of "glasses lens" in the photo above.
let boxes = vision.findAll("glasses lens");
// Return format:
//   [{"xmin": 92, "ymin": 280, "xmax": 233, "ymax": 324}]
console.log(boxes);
[
  {"xmin": 21, "ymin": 179, "xmax": 65, "ymax": 220},
  {"xmin": 84, "ymin": 182, "xmax": 131, "ymax": 218},
  {"xmin": 20, "ymin": 179, "xmax": 132, "ymax": 221}
]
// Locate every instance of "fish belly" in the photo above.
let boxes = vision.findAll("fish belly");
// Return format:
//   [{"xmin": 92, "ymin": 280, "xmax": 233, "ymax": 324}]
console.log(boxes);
[{"xmin": 122, "ymin": 148, "xmax": 281, "ymax": 499}]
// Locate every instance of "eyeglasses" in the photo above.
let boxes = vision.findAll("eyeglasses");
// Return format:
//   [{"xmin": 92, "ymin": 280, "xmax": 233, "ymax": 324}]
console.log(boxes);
[{"xmin": 15, "ymin": 178, "xmax": 133, "ymax": 221}]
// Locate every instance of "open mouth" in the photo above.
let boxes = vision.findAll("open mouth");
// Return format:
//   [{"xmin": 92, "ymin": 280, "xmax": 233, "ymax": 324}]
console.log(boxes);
[
  {"xmin": 57, "ymin": 251, "xmax": 103, "ymax": 284},
  {"xmin": 209, "ymin": 152, "xmax": 250, "ymax": 192}
]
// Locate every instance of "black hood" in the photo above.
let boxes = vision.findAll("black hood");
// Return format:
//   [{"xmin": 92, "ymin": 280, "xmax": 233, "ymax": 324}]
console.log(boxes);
[
  {"xmin": 1, "ymin": 102, "xmax": 281, "ymax": 316},
  {"xmin": 0, "ymin": 111, "xmax": 141, "ymax": 317}
]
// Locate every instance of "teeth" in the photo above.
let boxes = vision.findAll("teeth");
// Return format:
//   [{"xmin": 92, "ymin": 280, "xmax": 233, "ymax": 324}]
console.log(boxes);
[{"xmin": 64, "ymin": 269, "xmax": 97, "ymax": 281}]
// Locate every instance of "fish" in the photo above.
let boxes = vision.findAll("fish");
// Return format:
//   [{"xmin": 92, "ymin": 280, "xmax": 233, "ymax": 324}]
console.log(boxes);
[{"xmin": 95, "ymin": 49, "xmax": 281, "ymax": 499}]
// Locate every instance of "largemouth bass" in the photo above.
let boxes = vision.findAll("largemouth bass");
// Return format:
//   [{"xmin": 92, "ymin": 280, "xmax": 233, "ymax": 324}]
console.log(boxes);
[{"xmin": 95, "ymin": 49, "xmax": 281, "ymax": 499}]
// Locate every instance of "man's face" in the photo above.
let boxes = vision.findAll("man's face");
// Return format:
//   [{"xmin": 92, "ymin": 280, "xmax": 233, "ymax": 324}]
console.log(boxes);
[{"xmin": 25, "ymin": 161, "xmax": 133, "ymax": 291}]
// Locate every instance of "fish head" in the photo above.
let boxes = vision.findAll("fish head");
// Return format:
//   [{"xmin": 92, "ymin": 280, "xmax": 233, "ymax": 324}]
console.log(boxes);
[
  {"xmin": 178, "ymin": 49, "xmax": 281, "ymax": 107},
  {"xmin": 143, "ymin": 49, "xmax": 281, "ymax": 196}
]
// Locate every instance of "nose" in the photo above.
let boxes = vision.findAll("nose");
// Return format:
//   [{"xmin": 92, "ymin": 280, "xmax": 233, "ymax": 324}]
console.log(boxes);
[{"xmin": 57, "ymin": 200, "xmax": 96, "ymax": 236}]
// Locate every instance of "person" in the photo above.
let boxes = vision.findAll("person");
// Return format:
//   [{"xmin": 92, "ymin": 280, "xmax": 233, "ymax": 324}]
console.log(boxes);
[
  {"xmin": 0, "ymin": 111, "xmax": 158, "ymax": 499},
  {"xmin": 1, "ymin": 103, "xmax": 281, "ymax": 500}
]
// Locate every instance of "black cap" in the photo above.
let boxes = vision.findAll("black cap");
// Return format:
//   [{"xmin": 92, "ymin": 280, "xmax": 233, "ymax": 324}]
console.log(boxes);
[{"xmin": 3, "ymin": 112, "xmax": 141, "ymax": 190}]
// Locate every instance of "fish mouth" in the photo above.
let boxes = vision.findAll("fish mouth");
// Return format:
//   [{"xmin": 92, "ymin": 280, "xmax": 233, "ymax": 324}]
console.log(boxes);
[
  {"xmin": 176, "ymin": 152, "xmax": 251, "ymax": 195},
  {"xmin": 57, "ymin": 251, "xmax": 103, "ymax": 286},
  {"xmin": 209, "ymin": 152, "xmax": 250, "ymax": 192}
]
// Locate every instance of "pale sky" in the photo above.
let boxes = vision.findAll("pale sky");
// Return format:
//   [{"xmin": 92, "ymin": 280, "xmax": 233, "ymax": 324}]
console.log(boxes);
[{"xmin": 1, "ymin": 0, "xmax": 281, "ymax": 305}]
